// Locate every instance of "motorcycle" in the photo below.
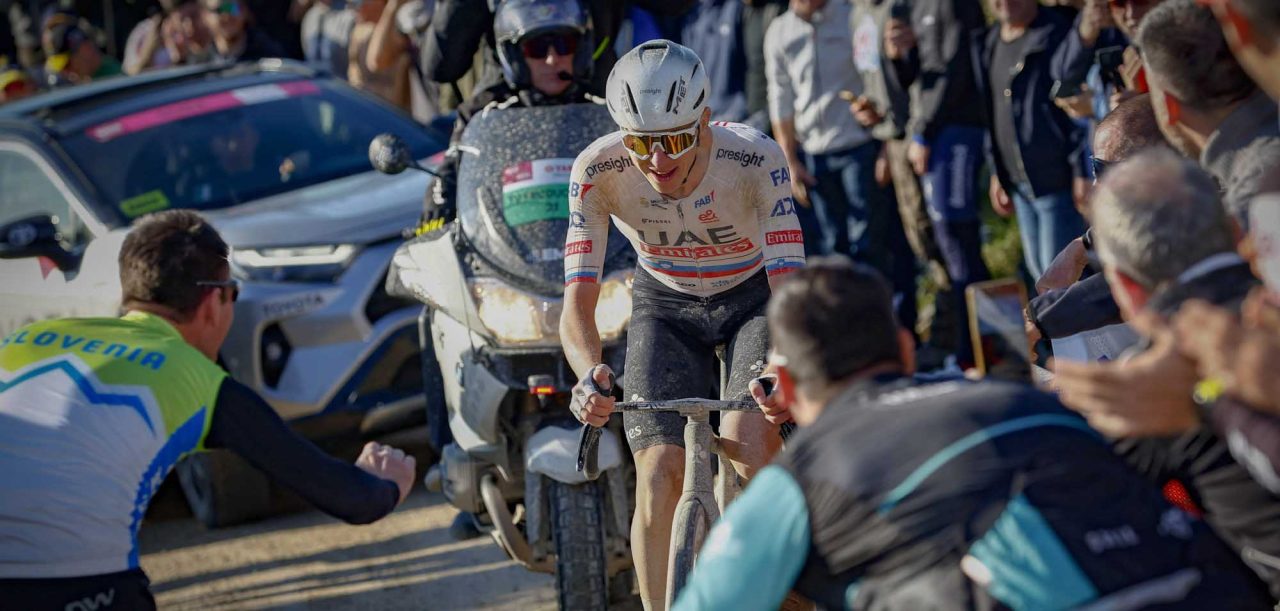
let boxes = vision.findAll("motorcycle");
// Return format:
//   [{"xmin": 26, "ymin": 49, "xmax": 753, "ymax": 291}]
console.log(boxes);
[{"xmin": 370, "ymin": 103, "xmax": 637, "ymax": 609}]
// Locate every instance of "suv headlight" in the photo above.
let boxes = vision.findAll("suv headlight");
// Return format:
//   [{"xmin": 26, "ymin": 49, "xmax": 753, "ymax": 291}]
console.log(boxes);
[
  {"xmin": 468, "ymin": 272, "xmax": 633, "ymax": 346},
  {"xmin": 231, "ymin": 244, "xmax": 360, "ymax": 283}
]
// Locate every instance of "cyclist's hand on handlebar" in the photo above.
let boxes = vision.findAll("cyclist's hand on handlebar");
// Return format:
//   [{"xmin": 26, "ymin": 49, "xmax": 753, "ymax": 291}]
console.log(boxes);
[
  {"xmin": 356, "ymin": 441, "xmax": 416, "ymax": 504},
  {"xmin": 571, "ymin": 364, "xmax": 615, "ymax": 428},
  {"xmin": 750, "ymin": 374, "xmax": 792, "ymax": 425}
]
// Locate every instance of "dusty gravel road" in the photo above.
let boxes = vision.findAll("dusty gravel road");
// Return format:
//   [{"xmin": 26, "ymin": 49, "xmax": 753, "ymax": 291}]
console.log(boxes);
[{"xmin": 139, "ymin": 489, "xmax": 558, "ymax": 610}]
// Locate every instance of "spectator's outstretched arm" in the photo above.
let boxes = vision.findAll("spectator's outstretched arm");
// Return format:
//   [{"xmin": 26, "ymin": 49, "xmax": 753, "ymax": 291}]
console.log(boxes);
[
  {"xmin": 1028, "ymin": 274, "xmax": 1123, "ymax": 340},
  {"xmin": 422, "ymin": 0, "xmax": 491, "ymax": 84},
  {"xmin": 205, "ymin": 378, "xmax": 408, "ymax": 524},
  {"xmin": 366, "ymin": 0, "xmax": 409, "ymax": 72}
]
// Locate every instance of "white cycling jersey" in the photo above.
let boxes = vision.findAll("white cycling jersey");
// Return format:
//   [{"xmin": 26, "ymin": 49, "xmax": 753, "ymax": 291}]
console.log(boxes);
[{"xmin": 564, "ymin": 122, "xmax": 806, "ymax": 297}]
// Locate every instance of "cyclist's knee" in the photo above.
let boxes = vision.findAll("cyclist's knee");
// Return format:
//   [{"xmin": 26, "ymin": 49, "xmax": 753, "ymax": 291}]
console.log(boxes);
[
  {"xmin": 634, "ymin": 444, "xmax": 684, "ymax": 505},
  {"xmin": 719, "ymin": 411, "xmax": 781, "ymax": 470}
]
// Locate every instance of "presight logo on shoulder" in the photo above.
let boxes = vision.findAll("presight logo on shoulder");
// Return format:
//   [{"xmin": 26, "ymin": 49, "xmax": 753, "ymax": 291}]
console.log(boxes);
[
  {"xmin": 585, "ymin": 155, "xmax": 634, "ymax": 178},
  {"xmin": 715, "ymin": 148, "xmax": 764, "ymax": 168},
  {"xmin": 770, "ymin": 166, "xmax": 791, "ymax": 187}
]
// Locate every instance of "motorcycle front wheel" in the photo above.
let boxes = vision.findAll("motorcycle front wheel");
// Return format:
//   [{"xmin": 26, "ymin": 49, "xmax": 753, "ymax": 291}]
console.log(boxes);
[{"xmin": 549, "ymin": 480, "xmax": 609, "ymax": 610}]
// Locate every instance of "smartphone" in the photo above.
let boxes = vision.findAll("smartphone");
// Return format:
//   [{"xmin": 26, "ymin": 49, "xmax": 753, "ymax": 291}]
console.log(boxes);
[
  {"xmin": 965, "ymin": 279, "xmax": 1032, "ymax": 380},
  {"xmin": 1251, "ymin": 194, "xmax": 1280, "ymax": 294},
  {"xmin": 1096, "ymin": 46, "xmax": 1126, "ymax": 91},
  {"xmin": 1050, "ymin": 79, "xmax": 1083, "ymax": 100}
]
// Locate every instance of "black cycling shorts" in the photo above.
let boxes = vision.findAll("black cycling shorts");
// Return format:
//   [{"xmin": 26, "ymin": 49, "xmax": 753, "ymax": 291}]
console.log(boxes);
[
  {"xmin": 0, "ymin": 569, "xmax": 155, "ymax": 611},
  {"xmin": 619, "ymin": 267, "xmax": 771, "ymax": 452}
]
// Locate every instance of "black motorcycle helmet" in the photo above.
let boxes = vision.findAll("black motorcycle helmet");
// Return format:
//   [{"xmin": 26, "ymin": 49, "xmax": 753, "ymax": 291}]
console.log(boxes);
[{"xmin": 493, "ymin": 0, "xmax": 594, "ymax": 98}]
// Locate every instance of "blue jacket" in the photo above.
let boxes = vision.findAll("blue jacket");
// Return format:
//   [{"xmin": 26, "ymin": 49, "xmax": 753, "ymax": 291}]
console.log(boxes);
[{"xmin": 974, "ymin": 8, "xmax": 1088, "ymax": 197}]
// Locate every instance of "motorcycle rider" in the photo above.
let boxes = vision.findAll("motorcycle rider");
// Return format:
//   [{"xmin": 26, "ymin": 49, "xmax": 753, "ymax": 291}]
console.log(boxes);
[
  {"xmin": 418, "ymin": 0, "xmax": 597, "ymax": 235},
  {"xmin": 0, "ymin": 210, "xmax": 416, "ymax": 610},
  {"xmin": 562, "ymin": 40, "xmax": 806, "ymax": 608},
  {"xmin": 416, "ymin": 0, "xmax": 598, "ymax": 540},
  {"xmin": 674, "ymin": 257, "xmax": 1272, "ymax": 610}
]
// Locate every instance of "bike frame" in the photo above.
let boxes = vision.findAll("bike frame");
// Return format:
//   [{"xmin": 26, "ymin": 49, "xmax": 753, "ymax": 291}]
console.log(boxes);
[{"xmin": 577, "ymin": 398, "xmax": 758, "ymax": 608}]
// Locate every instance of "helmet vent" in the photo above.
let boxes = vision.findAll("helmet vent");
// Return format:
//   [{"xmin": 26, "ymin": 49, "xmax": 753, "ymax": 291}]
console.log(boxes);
[
  {"xmin": 665, "ymin": 81, "xmax": 678, "ymax": 112},
  {"xmin": 624, "ymin": 82, "xmax": 640, "ymax": 114},
  {"xmin": 693, "ymin": 89, "xmax": 705, "ymax": 110}
]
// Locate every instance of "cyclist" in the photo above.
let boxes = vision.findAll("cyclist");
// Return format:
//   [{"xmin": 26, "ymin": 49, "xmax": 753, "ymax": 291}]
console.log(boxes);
[
  {"xmin": 562, "ymin": 40, "xmax": 806, "ymax": 608},
  {"xmin": 675, "ymin": 257, "xmax": 1271, "ymax": 610},
  {"xmin": 0, "ymin": 210, "xmax": 416, "ymax": 610}
]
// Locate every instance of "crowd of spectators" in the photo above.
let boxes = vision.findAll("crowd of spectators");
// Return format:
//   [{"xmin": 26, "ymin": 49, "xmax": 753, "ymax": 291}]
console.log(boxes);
[{"xmin": 5, "ymin": 0, "xmax": 1280, "ymax": 594}]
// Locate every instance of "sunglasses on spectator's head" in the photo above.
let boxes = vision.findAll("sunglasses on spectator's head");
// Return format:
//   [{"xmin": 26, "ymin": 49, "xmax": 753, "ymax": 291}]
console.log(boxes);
[
  {"xmin": 521, "ymin": 33, "xmax": 577, "ymax": 59},
  {"xmin": 197, "ymin": 279, "xmax": 240, "ymax": 303}
]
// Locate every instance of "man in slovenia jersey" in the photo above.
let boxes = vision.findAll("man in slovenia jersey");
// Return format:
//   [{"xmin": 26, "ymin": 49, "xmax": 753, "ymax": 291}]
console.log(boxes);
[
  {"xmin": 673, "ymin": 257, "xmax": 1272, "ymax": 610},
  {"xmin": 0, "ymin": 210, "xmax": 416, "ymax": 610},
  {"xmin": 560, "ymin": 40, "xmax": 806, "ymax": 609}
]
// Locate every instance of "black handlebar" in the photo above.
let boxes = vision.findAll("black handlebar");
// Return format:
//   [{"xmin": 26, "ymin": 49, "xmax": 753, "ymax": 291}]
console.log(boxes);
[{"xmin": 576, "ymin": 398, "xmax": 764, "ymax": 481}]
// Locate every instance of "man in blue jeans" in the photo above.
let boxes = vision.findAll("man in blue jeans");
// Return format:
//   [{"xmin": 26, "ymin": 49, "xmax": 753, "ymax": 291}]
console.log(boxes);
[
  {"xmin": 765, "ymin": 0, "xmax": 917, "ymax": 331},
  {"xmin": 884, "ymin": 0, "xmax": 990, "ymax": 366},
  {"xmin": 978, "ymin": 0, "xmax": 1090, "ymax": 280}
]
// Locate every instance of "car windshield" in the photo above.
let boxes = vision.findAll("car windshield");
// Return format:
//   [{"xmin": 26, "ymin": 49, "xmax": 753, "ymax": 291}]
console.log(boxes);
[{"xmin": 59, "ymin": 79, "xmax": 441, "ymax": 221}]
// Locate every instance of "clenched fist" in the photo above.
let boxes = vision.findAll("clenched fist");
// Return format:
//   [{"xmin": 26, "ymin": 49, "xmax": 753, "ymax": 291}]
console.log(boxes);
[{"xmin": 356, "ymin": 441, "xmax": 416, "ymax": 504}]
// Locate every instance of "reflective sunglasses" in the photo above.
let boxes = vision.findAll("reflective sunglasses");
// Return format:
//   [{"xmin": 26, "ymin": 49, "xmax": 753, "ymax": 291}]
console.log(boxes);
[
  {"xmin": 621, "ymin": 126, "xmax": 700, "ymax": 161},
  {"xmin": 197, "ymin": 278, "xmax": 240, "ymax": 303},
  {"xmin": 521, "ymin": 33, "xmax": 577, "ymax": 59}
]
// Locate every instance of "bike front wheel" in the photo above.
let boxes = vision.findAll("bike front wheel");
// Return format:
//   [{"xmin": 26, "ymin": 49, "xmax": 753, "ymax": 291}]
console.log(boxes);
[{"xmin": 665, "ymin": 496, "xmax": 714, "ymax": 606}]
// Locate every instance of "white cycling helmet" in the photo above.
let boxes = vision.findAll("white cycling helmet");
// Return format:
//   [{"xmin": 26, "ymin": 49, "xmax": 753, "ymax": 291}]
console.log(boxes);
[{"xmin": 605, "ymin": 40, "xmax": 709, "ymax": 132}]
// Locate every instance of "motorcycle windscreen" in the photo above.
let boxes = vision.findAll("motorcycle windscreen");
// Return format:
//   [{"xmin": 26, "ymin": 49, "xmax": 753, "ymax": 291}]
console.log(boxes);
[{"xmin": 455, "ymin": 103, "xmax": 627, "ymax": 296}]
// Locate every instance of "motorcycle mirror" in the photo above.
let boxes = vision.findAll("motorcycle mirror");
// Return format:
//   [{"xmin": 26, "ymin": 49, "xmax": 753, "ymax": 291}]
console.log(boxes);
[{"xmin": 369, "ymin": 133, "xmax": 428, "ymax": 176}]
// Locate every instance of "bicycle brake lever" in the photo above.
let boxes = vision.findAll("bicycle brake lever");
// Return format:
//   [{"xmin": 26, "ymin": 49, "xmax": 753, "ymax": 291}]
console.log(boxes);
[
  {"xmin": 575, "ymin": 367, "xmax": 616, "ymax": 480},
  {"xmin": 577, "ymin": 424, "xmax": 601, "ymax": 480}
]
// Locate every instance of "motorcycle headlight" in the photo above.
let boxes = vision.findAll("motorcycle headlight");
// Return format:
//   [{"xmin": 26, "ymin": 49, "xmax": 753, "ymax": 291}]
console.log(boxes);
[
  {"xmin": 470, "ymin": 278, "xmax": 556, "ymax": 345},
  {"xmin": 468, "ymin": 272, "xmax": 634, "ymax": 347},
  {"xmin": 595, "ymin": 272, "xmax": 633, "ymax": 342},
  {"xmin": 231, "ymin": 244, "xmax": 360, "ymax": 283}
]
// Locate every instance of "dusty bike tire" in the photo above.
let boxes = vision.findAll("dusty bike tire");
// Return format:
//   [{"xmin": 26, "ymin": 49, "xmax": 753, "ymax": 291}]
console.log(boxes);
[
  {"xmin": 667, "ymin": 497, "xmax": 713, "ymax": 604},
  {"xmin": 549, "ymin": 480, "xmax": 609, "ymax": 610}
]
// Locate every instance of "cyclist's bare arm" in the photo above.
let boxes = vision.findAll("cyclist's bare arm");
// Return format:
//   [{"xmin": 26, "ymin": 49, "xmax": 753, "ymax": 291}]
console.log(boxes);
[{"xmin": 561, "ymin": 282, "xmax": 603, "ymax": 379}]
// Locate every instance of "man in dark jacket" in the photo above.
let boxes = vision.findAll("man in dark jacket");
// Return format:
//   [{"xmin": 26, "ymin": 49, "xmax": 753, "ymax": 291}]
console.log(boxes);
[
  {"xmin": 674, "ymin": 256, "xmax": 1271, "ymax": 610},
  {"xmin": 851, "ymin": 0, "xmax": 957, "ymax": 360},
  {"xmin": 420, "ymin": 0, "xmax": 695, "ymax": 98},
  {"xmin": 1057, "ymin": 149, "xmax": 1280, "ymax": 596},
  {"xmin": 886, "ymin": 0, "xmax": 991, "ymax": 366},
  {"xmin": 978, "ymin": 0, "xmax": 1088, "ymax": 281}
]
